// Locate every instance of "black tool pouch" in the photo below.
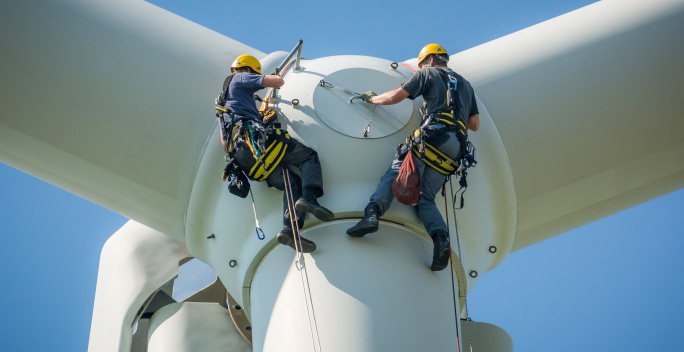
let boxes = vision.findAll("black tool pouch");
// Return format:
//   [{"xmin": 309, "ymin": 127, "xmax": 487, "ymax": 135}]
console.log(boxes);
[
  {"xmin": 422, "ymin": 122, "xmax": 450, "ymax": 146},
  {"xmin": 228, "ymin": 167, "xmax": 250, "ymax": 198},
  {"xmin": 394, "ymin": 141, "xmax": 411, "ymax": 161}
]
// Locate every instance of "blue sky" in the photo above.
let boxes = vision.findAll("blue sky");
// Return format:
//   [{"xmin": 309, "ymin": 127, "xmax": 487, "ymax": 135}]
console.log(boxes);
[{"xmin": 2, "ymin": 0, "xmax": 683, "ymax": 351}]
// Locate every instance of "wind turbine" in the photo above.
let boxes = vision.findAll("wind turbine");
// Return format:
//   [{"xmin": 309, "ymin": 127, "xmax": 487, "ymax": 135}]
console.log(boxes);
[{"xmin": 1, "ymin": 0, "xmax": 683, "ymax": 351}]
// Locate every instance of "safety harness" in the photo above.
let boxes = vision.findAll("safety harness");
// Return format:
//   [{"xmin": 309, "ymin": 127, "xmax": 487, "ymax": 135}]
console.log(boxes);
[
  {"xmin": 410, "ymin": 112, "xmax": 467, "ymax": 175},
  {"xmin": 225, "ymin": 121, "xmax": 290, "ymax": 181},
  {"xmin": 410, "ymin": 70, "xmax": 477, "ymax": 208},
  {"xmin": 216, "ymin": 75, "xmax": 291, "ymax": 185}
]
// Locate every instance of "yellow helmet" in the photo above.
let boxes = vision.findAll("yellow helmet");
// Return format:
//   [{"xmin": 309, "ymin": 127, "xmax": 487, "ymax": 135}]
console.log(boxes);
[
  {"xmin": 230, "ymin": 54, "xmax": 262, "ymax": 74},
  {"xmin": 418, "ymin": 43, "xmax": 448, "ymax": 67}
]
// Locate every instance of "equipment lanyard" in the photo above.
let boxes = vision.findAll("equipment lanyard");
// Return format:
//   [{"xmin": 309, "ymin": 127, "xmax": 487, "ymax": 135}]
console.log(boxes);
[
  {"xmin": 319, "ymin": 79, "xmax": 361, "ymax": 102},
  {"xmin": 249, "ymin": 190, "xmax": 265, "ymax": 240},
  {"xmin": 362, "ymin": 105, "xmax": 377, "ymax": 137}
]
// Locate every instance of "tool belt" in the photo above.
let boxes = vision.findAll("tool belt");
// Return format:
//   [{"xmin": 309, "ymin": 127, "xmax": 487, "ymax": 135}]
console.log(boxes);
[
  {"xmin": 227, "ymin": 119, "xmax": 290, "ymax": 182},
  {"xmin": 409, "ymin": 112, "xmax": 467, "ymax": 175},
  {"xmin": 410, "ymin": 132, "xmax": 459, "ymax": 175},
  {"xmin": 432, "ymin": 112, "xmax": 467, "ymax": 139}
]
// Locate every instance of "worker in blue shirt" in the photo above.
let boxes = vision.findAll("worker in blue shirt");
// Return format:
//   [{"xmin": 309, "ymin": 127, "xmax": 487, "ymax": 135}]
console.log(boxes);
[{"xmin": 217, "ymin": 55, "xmax": 334, "ymax": 253}]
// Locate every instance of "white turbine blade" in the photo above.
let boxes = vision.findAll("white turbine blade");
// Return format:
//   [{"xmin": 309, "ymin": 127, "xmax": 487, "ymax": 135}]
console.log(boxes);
[
  {"xmin": 0, "ymin": 0, "xmax": 262, "ymax": 240},
  {"xmin": 453, "ymin": 0, "xmax": 684, "ymax": 250},
  {"xmin": 88, "ymin": 221, "xmax": 191, "ymax": 352}
]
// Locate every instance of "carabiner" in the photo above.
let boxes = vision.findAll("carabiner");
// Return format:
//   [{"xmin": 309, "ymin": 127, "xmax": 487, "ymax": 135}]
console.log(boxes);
[
  {"xmin": 250, "ymin": 190, "xmax": 265, "ymax": 240},
  {"xmin": 363, "ymin": 105, "xmax": 377, "ymax": 137}
]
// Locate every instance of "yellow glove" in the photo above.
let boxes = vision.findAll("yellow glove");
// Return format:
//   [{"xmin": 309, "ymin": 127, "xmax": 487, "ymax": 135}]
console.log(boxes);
[{"xmin": 360, "ymin": 91, "xmax": 377, "ymax": 104}]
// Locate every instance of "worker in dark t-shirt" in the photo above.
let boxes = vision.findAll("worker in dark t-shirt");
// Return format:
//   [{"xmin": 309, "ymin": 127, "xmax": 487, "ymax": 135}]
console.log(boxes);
[{"xmin": 347, "ymin": 44, "xmax": 480, "ymax": 271}]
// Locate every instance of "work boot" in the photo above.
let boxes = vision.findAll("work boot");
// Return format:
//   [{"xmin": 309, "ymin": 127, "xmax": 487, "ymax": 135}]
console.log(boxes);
[
  {"xmin": 346, "ymin": 204, "xmax": 379, "ymax": 238},
  {"xmin": 295, "ymin": 197, "xmax": 335, "ymax": 222},
  {"xmin": 277, "ymin": 226, "xmax": 316, "ymax": 253},
  {"xmin": 430, "ymin": 231, "xmax": 451, "ymax": 271}
]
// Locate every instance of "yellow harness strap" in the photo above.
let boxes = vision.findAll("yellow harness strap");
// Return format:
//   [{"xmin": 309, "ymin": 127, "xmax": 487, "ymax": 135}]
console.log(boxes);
[
  {"xmin": 411, "ymin": 125, "xmax": 460, "ymax": 175},
  {"xmin": 216, "ymin": 106, "xmax": 230, "ymax": 113},
  {"xmin": 247, "ymin": 129, "xmax": 290, "ymax": 181},
  {"xmin": 227, "ymin": 124, "xmax": 240, "ymax": 154},
  {"xmin": 434, "ymin": 112, "xmax": 467, "ymax": 136},
  {"xmin": 412, "ymin": 141, "xmax": 459, "ymax": 175},
  {"xmin": 227, "ymin": 125, "xmax": 290, "ymax": 181}
]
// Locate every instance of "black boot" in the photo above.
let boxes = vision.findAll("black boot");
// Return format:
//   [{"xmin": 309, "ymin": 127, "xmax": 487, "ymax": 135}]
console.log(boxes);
[
  {"xmin": 277, "ymin": 226, "xmax": 316, "ymax": 253},
  {"xmin": 430, "ymin": 231, "xmax": 451, "ymax": 271},
  {"xmin": 346, "ymin": 204, "xmax": 380, "ymax": 238},
  {"xmin": 295, "ymin": 197, "xmax": 335, "ymax": 222}
]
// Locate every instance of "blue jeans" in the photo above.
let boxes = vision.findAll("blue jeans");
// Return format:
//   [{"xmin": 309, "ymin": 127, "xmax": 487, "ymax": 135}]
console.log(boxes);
[{"xmin": 368, "ymin": 132, "xmax": 462, "ymax": 236}]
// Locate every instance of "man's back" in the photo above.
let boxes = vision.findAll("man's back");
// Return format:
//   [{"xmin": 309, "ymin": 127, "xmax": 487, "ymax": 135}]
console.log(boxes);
[
  {"xmin": 224, "ymin": 73, "xmax": 263, "ymax": 119},
  {"xmin": 402, "ymin": 67, "xmax": 478, "ymax": 127}
]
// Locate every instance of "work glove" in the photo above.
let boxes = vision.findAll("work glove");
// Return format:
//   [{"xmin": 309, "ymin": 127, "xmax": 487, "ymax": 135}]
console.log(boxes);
[{"xmin": 360, "ymin": 91, "xmax": 377, "ymax": 104}]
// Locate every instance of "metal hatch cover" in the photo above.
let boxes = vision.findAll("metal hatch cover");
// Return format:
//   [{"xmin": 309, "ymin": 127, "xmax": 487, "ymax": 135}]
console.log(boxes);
[{"xmin": 312, "ymin": 67, "xmax": 413, "ymax": 138}]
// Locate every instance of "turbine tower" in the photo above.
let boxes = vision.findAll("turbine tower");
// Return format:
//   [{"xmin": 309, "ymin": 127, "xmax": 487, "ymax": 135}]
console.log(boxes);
[{"xmin": 1, "ymin": 0, "xmax": 683, "ymax": 351}]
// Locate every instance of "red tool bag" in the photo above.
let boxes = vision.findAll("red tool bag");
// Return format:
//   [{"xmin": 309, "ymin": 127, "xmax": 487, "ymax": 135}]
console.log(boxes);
[{"xmin": 392, "ymin": 153, "xmax": 421, "ymax": 205}]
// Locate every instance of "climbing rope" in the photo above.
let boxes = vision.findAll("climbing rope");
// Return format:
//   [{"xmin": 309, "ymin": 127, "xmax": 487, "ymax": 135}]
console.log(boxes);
[
  {"xmin": 442, "ymin": 185, "xmax": 462, "ymax": 351},
  {"xmin": 283, "ymin": 168, "xmax": 323, "ymax": 352},
  {"xmin": 283, "ymin": 168, "xmax": 303, "ymax": 257},
  {"xmin": 446, "ymin": 179, "xmax": 474, "ymax": 352}
]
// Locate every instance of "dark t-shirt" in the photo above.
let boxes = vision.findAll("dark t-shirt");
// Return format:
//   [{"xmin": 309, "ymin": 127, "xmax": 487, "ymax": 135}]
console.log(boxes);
[
  {"xmin": 222, "ymin": 73, "xmax": 263, "ymax": 122},
  {"xmin": 402, "ymin": 67, "xmax": 479, "ymax": 127}
]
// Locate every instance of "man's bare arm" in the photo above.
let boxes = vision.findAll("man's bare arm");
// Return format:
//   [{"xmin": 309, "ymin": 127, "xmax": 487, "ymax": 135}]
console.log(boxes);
[
  {"xmin": 467, "ymin": 114, "xmax": 480, "ymax": 131},
  {"xmin": 371, "ymin": 87, "xmax": 410, "ymax": 105},
  {"xmin": 219, "ymin": 128, "xmax": 229, "ymax": 153},
  {"xmin": 262, "ymin": 75, "xmax": 284, "ymax": 88}
]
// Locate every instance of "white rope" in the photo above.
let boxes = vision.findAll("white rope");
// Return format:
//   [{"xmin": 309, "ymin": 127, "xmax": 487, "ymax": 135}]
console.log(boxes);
[
  {"xmin": 448, "ymin": 178, "xmax": 474, "ymax": 352},
  {"xmin": 283, "ymin": 168, "xmax": 323, "ymax": 352}
]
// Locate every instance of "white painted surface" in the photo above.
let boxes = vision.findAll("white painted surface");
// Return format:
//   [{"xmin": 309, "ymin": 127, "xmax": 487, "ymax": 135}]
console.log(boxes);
[
  {"xmin": 453, "ymin": 0, "xmax": 684, "ymax": 250},
  {"xmin": 184, "ymin": 54, "xmax": 515, "ymax": 310},
  {"xmin": 311, "ymin": 60, "xmax": 414, "ymax": 138},
  {"xmin": 0, "ymin": 0, "xmax": 682, "ymax": 350},
  {"xmin": 147, "ymin": 303, "xmax": 251, "ymax": 352},
  {"xmin": 460, "ymin": 321, "xmax": 513, "ymax": 352},
  {"xmin": 0, "ymin": 0, "xmax": 262, "ymax": 241},
  {"xmin": 88, "ymin": 221, "xmax": 190, "ymax": 352},
  {"xmin": 250, "ymin": 222, "xmax": 469, "ymax": 352}
]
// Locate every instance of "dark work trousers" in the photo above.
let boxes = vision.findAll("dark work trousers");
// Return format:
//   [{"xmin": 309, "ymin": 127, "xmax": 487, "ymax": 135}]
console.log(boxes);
[{"xmin": 265, "ymin": 137, "xmax": 325, "ymax": 228}]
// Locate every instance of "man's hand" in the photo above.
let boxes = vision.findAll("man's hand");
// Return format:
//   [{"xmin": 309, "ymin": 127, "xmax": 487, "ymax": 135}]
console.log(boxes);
[{"xmin": 360, "ymin": 91, "xmax": 377, "ymax": 104}]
